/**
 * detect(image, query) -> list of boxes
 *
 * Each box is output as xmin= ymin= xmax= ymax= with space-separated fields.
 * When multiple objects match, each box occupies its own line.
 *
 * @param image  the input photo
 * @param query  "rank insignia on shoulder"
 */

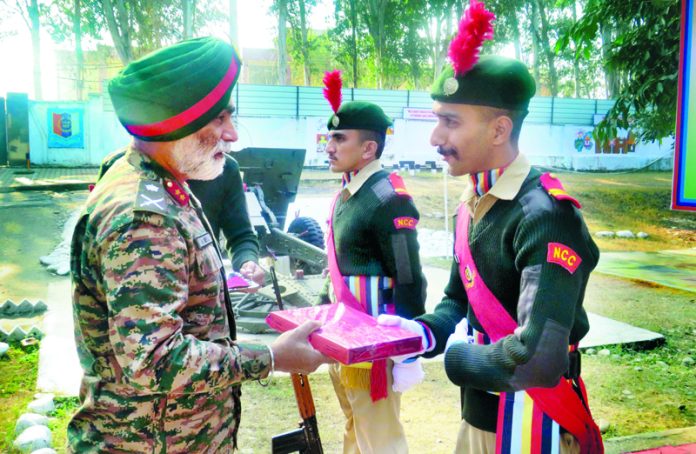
xmin=540 ymin=172 xmax=581 ymax=208
xmin=164 ymin=178 xmax=190 ymax=206
xmin=135 ymin=179 xmax=168 ymax=215
xmin=388 ymin=172 xmax=411 ymax=198
xmin=393 ymin=216 xmax=418 ymax=230
xmin=547 ymin=242 xmax=582 ymax=274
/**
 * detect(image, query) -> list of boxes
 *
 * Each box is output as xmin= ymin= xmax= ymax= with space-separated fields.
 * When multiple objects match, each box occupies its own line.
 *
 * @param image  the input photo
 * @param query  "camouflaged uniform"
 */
xmin=69 ymin=147 xmax=271 ymax=453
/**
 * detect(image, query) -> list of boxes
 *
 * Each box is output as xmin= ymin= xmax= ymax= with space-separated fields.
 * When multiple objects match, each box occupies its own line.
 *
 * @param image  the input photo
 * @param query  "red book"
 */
xmin=265 ymin=303 xmax=422 ymax=365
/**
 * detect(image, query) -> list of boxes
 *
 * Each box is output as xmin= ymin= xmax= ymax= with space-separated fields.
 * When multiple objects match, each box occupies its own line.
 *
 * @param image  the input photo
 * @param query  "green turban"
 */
xmin=108 ymin=36 xmax=242 ymax=142
xmin=431 ymin=55 xmax=536 ymax=112
xmin=327 ymin=101 xmax=392 ymax=134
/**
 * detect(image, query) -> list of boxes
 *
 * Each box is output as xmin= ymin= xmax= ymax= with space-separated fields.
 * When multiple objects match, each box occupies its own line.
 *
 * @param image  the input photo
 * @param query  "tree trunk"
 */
xmin=364 ymin=0 xmax=387 ymax=89
xmin=102 ymin=0 xmax=133 ymax=64
xmin=600 ymin=21 xmax=619 ymax=98
xmin=74 ymin=0 xmax=84 ymax=100
xmin=533 ymin=0 xmax=558 ymax=96
xmin=509 ymin=7 xmax=522 ymax=60
xmin=183 ymin=0 xmax=194 ymax=39
xmin=527 ymin=3 xmax=541 ymax=84
xmin=228 ymin=0 xmax=239 ymax=49
xmin=277 ymin=0 xmax=289 ymax=85
xmin=298 ymin=0 xmax=311 ymax=85
xmin=571 ymin=0 xmax=581 ymax=97
xmin=28 ymin=0 xmax=42 ymax=99
xmin=349 ymin=0 xmax=358 ymax=88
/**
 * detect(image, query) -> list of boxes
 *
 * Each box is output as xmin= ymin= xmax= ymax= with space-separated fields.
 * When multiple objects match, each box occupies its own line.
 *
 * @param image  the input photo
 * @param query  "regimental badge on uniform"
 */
xmin=547 ymin=242 xmax=582 ymax=274
xmin=134 ymin=179 xmax=169 ymax=215
xmin=387 ymin=172 xmax=412 ymax=199
xmin=540 ymin=172 xmax=581 ymax=208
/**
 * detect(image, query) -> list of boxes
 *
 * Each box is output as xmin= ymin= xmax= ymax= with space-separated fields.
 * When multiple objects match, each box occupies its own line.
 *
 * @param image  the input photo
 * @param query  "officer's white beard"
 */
xmin=171 ymin=131 xmax=229 ymax=181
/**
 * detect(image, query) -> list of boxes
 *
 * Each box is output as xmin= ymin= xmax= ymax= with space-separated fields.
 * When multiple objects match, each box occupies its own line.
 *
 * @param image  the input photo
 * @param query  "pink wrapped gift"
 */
xmin=265 ymin=303 xmax=422 ymax=364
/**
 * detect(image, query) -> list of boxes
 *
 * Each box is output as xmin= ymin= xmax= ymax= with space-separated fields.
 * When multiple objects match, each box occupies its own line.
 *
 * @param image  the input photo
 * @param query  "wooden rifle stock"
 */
xmin=271 ymin=373 xmax=324 ymax=453
xmin=269 ymin=264 xmax=323 ymax=453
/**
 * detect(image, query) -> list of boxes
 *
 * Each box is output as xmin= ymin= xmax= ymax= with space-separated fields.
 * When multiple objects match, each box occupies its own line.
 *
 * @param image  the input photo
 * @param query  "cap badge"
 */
xmin=444 ymin=77 xmax=459 ymax=96
xmin=331 ymin=114 xmax=340 ymax=127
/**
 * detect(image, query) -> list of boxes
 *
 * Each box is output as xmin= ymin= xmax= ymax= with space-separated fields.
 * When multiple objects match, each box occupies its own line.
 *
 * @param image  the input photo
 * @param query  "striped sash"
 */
xmin=467 ymin=321 xmax=562 ymax=454
xmin=343 ymin=275 xmax=395 ymax=317
xmin=497 ymin=392 xmax=560 ymax=454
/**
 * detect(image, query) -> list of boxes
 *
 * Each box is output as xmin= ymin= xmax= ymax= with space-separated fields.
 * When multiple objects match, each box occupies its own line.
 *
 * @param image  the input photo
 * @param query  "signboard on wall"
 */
xmin=47 ymin=108 xmax=84 ymax=148
xmin=403 ymin=108 xmax=437 ymax=121
xmin=672 ymin=0 xmax=696 ymax=211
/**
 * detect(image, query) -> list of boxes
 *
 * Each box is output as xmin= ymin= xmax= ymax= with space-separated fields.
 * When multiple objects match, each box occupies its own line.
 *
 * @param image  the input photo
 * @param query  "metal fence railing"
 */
xmin=233 ymin=84 xmax=616 ymax=126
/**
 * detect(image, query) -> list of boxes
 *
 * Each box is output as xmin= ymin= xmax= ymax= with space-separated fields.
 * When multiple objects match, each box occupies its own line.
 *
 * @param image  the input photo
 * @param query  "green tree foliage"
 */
xmin=557 ymin=0 xmax=680 ymax=143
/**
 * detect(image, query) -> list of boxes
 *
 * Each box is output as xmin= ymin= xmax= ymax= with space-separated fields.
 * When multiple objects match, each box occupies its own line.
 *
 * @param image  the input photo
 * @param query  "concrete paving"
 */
xmin=0 ymin=166 xmax=97 ymax=192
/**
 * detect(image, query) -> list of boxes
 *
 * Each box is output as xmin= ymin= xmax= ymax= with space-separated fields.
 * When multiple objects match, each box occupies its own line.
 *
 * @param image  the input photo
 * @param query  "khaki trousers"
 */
xmin=455 ymin=420 xmax=581 ymax=454
xmin=329 ymin=363 xmax=408 ymax=454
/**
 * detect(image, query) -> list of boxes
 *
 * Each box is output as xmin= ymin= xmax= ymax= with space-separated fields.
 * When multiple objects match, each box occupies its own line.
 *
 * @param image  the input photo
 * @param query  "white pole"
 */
xmin=443 ymin=164 xmax=450 ymax=257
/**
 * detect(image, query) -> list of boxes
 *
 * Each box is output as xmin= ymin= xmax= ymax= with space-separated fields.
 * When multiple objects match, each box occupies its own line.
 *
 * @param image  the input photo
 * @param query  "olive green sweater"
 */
xmin=321 ymin=170 xmax=427 ymax=320
xmin=418 ymin=167 xmax=599 ymax=432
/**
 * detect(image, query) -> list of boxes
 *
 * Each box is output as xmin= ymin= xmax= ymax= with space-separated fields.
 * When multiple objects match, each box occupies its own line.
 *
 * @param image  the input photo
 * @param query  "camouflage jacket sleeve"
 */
xmin=100 ymin=214 xmax=270 ymax=394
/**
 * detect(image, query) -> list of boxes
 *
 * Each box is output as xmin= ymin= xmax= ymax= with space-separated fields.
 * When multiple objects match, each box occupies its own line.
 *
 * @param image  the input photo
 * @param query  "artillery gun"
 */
xmin=229 ymin=147 xmax=328 ymax=333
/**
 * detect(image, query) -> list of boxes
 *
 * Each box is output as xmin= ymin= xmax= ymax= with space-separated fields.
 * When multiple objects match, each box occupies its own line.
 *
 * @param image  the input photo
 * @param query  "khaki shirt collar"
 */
xmin=344 ymin=159 xmax=382 ymax=197
xmin=461 ymin=153 xmax=531 ymax=221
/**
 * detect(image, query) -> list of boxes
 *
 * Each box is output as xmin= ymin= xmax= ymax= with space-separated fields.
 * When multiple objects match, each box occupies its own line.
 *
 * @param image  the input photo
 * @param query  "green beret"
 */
xmin=431 ymin=56 xmax=536 ymax=112
xmin=108 ymin=37 xmax=242 ymax=142
xmin=327 ymin=101 xmax=392 ymax=134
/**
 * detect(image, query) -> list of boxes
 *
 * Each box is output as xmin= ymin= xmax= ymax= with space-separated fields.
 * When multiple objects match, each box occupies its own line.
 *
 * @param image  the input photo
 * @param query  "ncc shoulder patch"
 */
xmin=393 ymin=216 xmax=418 ymax=230
xmin=547 ymin=242 xmax=582 ymax=274
xmin=134 ymin=179 xmax=169 ymax=216
xmin=388 ymin=172 xmax=412 ymax=198
xmin=540 ymin=172 xmax=581 ymax=208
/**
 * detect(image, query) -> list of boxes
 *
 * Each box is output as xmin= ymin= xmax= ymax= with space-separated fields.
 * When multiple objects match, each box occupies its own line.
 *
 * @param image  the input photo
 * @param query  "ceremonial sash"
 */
xmin=454 ymin=203 xmax=603 ymax=454
xmin=326 ymin=192 xmax=389 ymax=401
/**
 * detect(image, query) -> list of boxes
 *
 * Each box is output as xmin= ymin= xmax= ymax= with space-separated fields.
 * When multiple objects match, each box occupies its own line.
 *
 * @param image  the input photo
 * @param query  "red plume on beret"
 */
xmin=448 ymin=0 xmax=496 ymax=77
xmin=322 ymin=70 xmax=343 ymax=114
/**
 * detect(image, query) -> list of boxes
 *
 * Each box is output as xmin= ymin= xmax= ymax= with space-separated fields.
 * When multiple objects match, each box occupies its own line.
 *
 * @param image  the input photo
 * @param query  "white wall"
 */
xmin=29 ymin=96 xmax=130 ymax=166
xmin=28 ymin=99 xmax=674 ymax=171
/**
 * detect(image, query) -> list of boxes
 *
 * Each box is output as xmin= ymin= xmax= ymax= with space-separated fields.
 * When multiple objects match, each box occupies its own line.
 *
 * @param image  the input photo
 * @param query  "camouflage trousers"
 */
xmin=67 ymin=377 xmax=242 ymax=453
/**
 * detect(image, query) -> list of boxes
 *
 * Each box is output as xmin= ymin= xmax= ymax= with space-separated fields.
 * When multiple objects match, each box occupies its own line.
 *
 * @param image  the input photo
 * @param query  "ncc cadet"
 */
xmin=68 ymin=37 xmax=327 ymax=453
xmin=379 ymin=1 xmax=604 ymax=453
xmin=319 ymin=70 xmax=428 ymax=453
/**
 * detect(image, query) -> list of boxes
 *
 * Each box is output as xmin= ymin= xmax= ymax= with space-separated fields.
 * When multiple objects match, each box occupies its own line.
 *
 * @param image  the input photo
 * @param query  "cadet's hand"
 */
xmin=271 ymin=320 xmax=333 ymax=374
xmin=377 ymin=314 xmax=434 ymax=362
xmin=445 ymin=317 xmax=474 ymax=353
xmin=392 ymin=358 xmax=425 ymax=393
xmin=240 ymin=261 xmax=266 ymax=286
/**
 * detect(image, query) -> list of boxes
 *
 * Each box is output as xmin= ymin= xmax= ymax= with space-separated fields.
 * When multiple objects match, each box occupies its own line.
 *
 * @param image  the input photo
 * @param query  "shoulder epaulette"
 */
xmin=540 ymin=172 xmax=581 ymax=209
xmin=387 ymin=172 xmax=412 ymax=199
xmin=134 ymin=179 xmax=171 ymax=216
xmin=163 ymin=178 xmax=190 ymax=206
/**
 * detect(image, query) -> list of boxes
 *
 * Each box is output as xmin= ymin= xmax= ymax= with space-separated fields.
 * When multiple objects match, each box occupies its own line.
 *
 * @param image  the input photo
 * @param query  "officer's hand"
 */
xmin=377 ymin=314 xmax=434 ymax=361
xmin=445 ymin=317 xmax=474 ymax=353
xmin=240 ymin=261 xmax=266 ymax=286
xmin=271 ymin=320 xmax=333 ymax=374
xmin=392 ymin=358 xmax=425 ymax=393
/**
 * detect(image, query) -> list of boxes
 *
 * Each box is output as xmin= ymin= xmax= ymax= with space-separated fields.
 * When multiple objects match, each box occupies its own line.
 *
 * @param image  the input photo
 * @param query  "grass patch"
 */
xmin=0 ymin=344 xmax=39 ymax=453
xmin=49 ymin=397 xmax=80 ymax=451
xmin=237 ymin=361 xmax=460 ymax=453
xmin=582 ymin=273 xmax=696 ymax=437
